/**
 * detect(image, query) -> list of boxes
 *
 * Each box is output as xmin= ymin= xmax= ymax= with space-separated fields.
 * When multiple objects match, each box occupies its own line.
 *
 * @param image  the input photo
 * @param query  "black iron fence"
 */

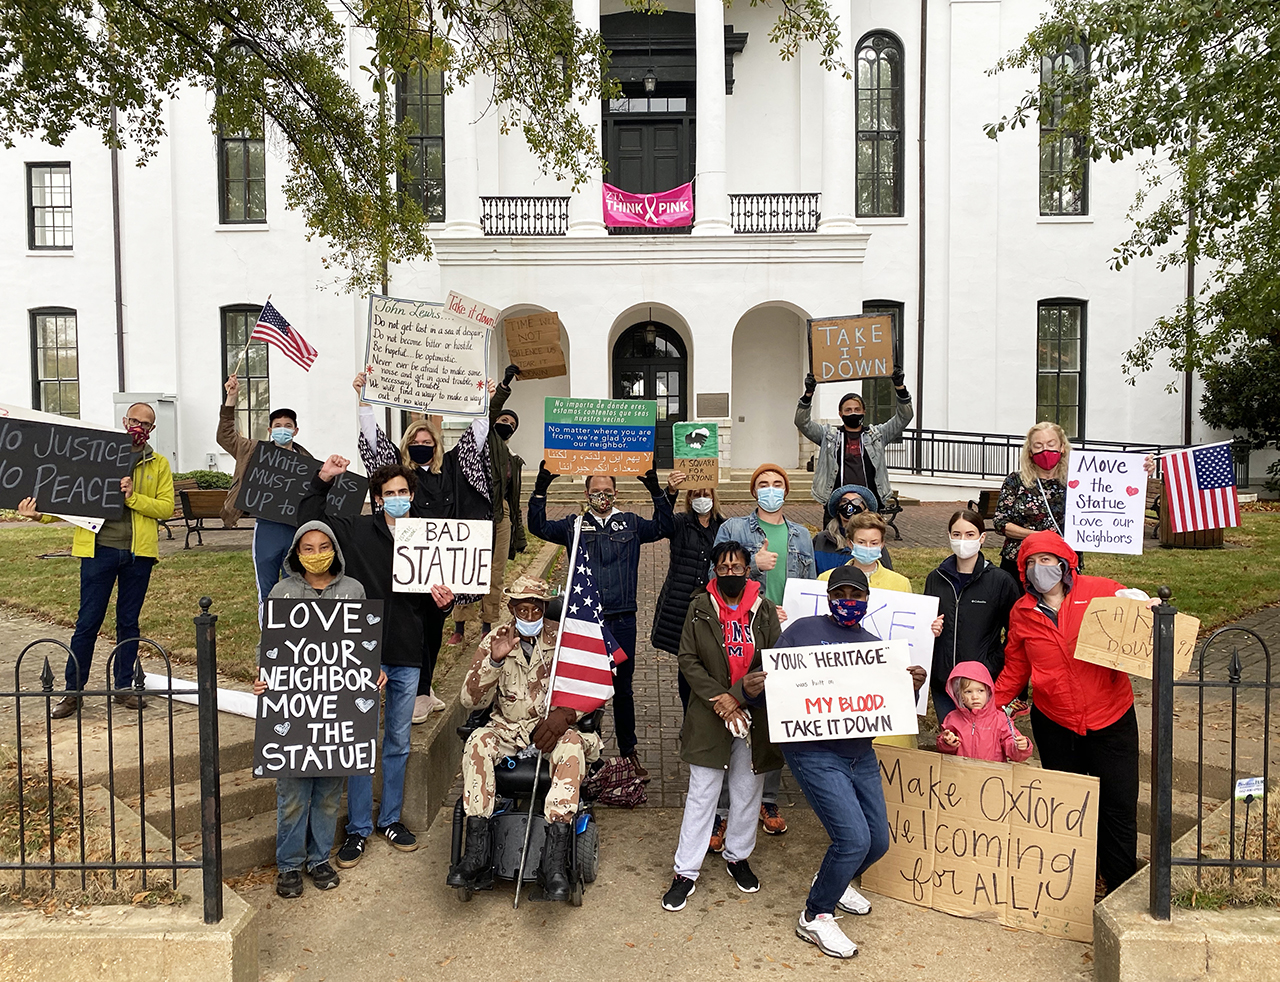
xmin=0 ymin=598 xmax=224 ymax=923
xmin=480 ymin=196 xmax=570 ymax=236
xmin=729 ymin=193 xmax=821 ymax=233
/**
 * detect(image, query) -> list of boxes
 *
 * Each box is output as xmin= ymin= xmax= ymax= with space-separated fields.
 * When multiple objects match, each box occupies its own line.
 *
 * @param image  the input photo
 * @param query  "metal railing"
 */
xmin=729 ymin=193 xmax=821 ymax=233
xmin=480 ymin=196 xmax=570 ymax=236
xmin=0 ymin=597 xmax=224 ymax=923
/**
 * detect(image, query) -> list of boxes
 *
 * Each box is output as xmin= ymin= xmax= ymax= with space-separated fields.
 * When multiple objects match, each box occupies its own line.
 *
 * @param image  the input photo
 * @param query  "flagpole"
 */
xmin=542 ymin=511 xmax=584 ymax=718
xmin=233 ymin=294 xmax=273 ymax=377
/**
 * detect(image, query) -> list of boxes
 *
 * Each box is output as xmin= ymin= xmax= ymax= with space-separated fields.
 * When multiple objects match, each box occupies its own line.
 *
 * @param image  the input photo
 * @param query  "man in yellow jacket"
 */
xmin=19 ymin=402 xmax=175 ymax=720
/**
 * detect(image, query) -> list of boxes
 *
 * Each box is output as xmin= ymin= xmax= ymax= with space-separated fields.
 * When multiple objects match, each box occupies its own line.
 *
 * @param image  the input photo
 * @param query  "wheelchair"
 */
xmin=446 ymin=705 xmax=603 ymax=906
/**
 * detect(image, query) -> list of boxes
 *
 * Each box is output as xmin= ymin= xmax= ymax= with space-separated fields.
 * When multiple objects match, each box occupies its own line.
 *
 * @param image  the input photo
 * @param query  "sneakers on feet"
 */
xmin=308 ymin=861 xmax=340 ymax=890
xmin=426 ymin=689 xmax=447 ymax=713
xmin=796 ymin=911 xmax=858 ymax=959
xmin=411 ymin=694 xmax=432 ymax=724
xmin=276 ymin=870 xmax=304 ymax=898
xmin=708 ymin=815 xmax=727 ymax=853
xmin=760 ymin=802 xmax=788 ymax=835
xmin=378 ymin=821 xmax=419 ymax=852
xmin=810 ymin=873 xmax=873 ymax=915
xmin=726 ymin=859 xmax=760 ymax=893
xmin=335 ymin=833 xmax=367 ymax=868
xmin=662 ymin=875 xmax=697 ymax=911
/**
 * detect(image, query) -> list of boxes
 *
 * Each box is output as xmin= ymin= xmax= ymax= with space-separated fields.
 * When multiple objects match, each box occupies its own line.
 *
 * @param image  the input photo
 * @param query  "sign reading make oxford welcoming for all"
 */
xmin=0 ymin=411 xmax=135 ymax=519
xmin=233 ymin=442 xmax=369 ymax=526
xmin=1063 ymin=450 xmax=1148 ymax=556
xmin=807 ymin=314 xmax=895 ymax=383
xmin=672 ymin=421 xmax=719 ymax=489
xmin=543 ymin=397 xmax=657 ymax=475
xmin=391 ymin=518 xmax=494 ymax=593
xmin=253 ymin=599 xmax=385 ymax=779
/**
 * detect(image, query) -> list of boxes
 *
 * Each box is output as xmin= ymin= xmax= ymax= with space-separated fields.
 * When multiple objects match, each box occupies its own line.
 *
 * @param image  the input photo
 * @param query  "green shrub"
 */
xmin=173 ymin=469 xmax=233 ymax=490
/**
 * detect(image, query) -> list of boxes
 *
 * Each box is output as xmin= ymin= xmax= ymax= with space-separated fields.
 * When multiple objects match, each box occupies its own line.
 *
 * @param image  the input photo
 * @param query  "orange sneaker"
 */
xmin=760 ymin=802 xmax=788 ymax=835
xmin=708 ymin=815 xmax=727 ymax=853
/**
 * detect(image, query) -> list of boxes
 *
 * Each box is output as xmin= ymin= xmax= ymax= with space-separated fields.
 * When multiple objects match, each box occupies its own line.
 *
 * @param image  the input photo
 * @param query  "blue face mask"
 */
xmin=382 ymin=495 xmax=411 ymax=518
xmin=515 ymin=617 xmax=544 ymax=638
xmin=756 ymin=487 xmax=785 ymax=514
xmin=269 ymin=427 xmax=295 ymax=446
xmin=851 ymin=544 xmax=882 ymax=565
xmin=829 ymin=598 xmax=868 ymax=628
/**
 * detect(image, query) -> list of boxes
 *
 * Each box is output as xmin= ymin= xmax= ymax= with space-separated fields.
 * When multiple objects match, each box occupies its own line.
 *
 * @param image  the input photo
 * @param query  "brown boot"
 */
xmin=114 ymin=693 xmax=148 ymax=710
xmin=49 ymin=695 xmax=79 ymax=720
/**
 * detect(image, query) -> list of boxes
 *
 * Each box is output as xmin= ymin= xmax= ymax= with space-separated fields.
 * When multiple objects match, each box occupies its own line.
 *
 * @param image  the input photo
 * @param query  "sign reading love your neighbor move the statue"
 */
xmin=253 ymin=599 xmax=384 ymax=778
xmin=808 ymin=314 xmax=895 ymax=383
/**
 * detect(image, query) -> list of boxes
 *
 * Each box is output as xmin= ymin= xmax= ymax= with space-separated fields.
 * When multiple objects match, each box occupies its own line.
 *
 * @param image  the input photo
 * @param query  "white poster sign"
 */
xmin=445 ymin=291 xmax=501 ymax=333
xmin=781 ymin=579 xmax=938 ymax=713
xmin=1063 ymin=450 xmax=1147 ymax=556
xmin=763 ymin=639 xmax=918 ymax=743
xmin=391 ymin=518 xmax=494 ymax=593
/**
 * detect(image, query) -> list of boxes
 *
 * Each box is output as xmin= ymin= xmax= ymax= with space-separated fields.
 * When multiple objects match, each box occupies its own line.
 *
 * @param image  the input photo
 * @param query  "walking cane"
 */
xmin=512 ymin=748 xmax=544 ymax=909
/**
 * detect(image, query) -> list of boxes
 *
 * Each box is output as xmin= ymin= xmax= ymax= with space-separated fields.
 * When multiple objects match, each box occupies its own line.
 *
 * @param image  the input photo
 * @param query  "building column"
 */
xmin=818 ymin=0 xmax=857 ymax=233
xmin=443 ymin=79 xmax=482 ymax=235
xmin=567 ymin=0 xmax=607 ymax=236
xmin=692 ymin=0 xmax=731 ymax=235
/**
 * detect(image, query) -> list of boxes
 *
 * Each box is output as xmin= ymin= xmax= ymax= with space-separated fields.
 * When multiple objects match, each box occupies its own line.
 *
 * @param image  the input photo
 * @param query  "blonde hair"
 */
xmin=847 ymin=510 xmax=887 ymax=542
xmin=1019 ymin=421 xmax=1070 ymax=487
xmin=400 ymin=417 xmax=443 ymax=475
xmin=684 ymin=488 xmax=723 ymax=519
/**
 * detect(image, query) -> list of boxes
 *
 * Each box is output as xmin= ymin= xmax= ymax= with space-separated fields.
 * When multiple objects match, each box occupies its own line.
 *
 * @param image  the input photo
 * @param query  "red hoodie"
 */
xmin=936 ymin=661 xmax=1033 ymax=763
xmin=991 ymin=530 xmax=1135 ymax=735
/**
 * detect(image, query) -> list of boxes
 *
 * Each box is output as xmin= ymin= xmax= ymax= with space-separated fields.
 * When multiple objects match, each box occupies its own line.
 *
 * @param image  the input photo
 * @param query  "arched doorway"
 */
xmin=613 ymin=322 xmax=687 ymax=467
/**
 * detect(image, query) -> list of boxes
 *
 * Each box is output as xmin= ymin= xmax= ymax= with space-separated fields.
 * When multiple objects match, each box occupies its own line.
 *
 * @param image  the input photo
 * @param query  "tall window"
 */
xmin=221 ymin=305 xmax=270 ymax=439
xmin=1037 ymin=300 xmax=1086 ymax=440
xmin=861 ymin=300 xmax=905 ymax=426
xmin=397 ymin=68 xmax=445 ymax=222
xmin=27 ymin=164 xmax=73 ymax=249
xmin=855 ymin=33 xmax=904 ymax=218
xmin=218 ymin=122 xmax=267 ymax=223
xmin=1039 ymin=44 xmax=1089 ymax=216
xmin=30 ymin=308 xmax=79 ymax=418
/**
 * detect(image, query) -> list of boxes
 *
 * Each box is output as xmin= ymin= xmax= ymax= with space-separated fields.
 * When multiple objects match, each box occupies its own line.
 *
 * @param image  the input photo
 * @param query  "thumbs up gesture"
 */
xmin=755 ymin=540 xmax=778 ymax=572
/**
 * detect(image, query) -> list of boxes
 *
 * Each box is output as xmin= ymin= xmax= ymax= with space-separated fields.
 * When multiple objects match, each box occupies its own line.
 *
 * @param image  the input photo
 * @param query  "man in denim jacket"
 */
xmin=527 ymin=463 xmax=674 ymax=779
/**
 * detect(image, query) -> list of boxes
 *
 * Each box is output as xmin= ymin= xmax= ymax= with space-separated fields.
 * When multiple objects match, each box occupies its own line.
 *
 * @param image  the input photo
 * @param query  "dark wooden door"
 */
xmin=612 ymin=323 xmax=687 ymax=468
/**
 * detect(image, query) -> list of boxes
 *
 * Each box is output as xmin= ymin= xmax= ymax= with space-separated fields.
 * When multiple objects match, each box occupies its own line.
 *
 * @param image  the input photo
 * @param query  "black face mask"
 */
xmin=841 ymin=412 xmax=864 ymax=430
xmin=407 ymin=444 xmax=435 ymax=465
xmin=494 ymin=422 xmax=515 ymax=442
xmin=717 ymin=574 xmax=747 ymax=599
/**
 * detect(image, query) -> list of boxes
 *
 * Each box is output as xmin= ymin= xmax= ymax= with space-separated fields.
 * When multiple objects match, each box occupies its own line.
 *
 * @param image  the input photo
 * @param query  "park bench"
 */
xmin=178 ymin=488 xmax=233 ymax=550
xmin=1146 ymin=478 xmax=1163 ymax=538
xmin=161 ymin=479 xmax=199 ymax=541
xmin=879 ymin=491 xmax=904 ymax=541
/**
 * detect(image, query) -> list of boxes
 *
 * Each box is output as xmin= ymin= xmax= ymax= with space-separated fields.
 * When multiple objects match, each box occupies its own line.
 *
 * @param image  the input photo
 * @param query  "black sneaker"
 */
xmin=378 ymin=821 xmax=419 ymax=852
xmin=727 ymin=859 xmax=760 ymax=893
xmin=275 ymin=870 xmax=304 ymax=898
xmin=662 ymin=875 xmax=697 ymax=911
xmin=335 ymin=833 xmax=367 ymax=868
xmin=308 ymin=861 xmax=340 ymax=890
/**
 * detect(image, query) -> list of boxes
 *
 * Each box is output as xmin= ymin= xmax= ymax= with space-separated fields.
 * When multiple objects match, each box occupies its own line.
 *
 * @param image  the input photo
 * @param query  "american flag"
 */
xmin=548 ymin=529 xmax=628 ymax=713
xmin=1162 ymin=441 xmax=1240 ymax=534
xmin=251 ymin=301 xmax=317 ymax=371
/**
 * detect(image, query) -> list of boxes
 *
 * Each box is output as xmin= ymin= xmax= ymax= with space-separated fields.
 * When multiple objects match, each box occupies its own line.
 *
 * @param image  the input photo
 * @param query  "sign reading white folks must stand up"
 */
xmin=253 ymin=599 xmax=384 ymax=778
xmin=392 ymin=518 xmax=493 ymax=593
xmin=1063 ymin=450 xmax=1148 ymax=556
xmin=763 ymin=638 xmax=918 ymax=743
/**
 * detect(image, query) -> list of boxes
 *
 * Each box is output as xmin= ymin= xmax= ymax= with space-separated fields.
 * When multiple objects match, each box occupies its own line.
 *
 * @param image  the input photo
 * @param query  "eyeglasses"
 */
xmin=714 ymin=564 xmax=748 ymax=576
xmin=124 ymin=418 xmax=155 ymax=432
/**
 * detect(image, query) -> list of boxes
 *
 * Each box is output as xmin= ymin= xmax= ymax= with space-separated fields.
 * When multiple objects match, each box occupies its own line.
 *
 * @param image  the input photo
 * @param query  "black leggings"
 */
xmin=1030 ymin=704 xmax=1139 ymax=891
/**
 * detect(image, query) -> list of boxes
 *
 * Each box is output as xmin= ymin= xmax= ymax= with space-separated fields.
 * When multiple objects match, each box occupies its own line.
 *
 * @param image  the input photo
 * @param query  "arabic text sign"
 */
xmin=1064 ymin=450 xmax=1147 ymax=556
xmin=673 ymin=421 xmax=719 ymax=489
xmin=0 ymin=414 xmax=134 ymax=519
xmin=392 ymin=518 xmax=494 ymax=593
xmin=254 ymin=599 xmax=384 ymax=778
xmin=504 ymin=312 xmax=566 ymax=380
xmin=861 ymin=747 xmax=1099 ymax=943
xmin=808 ymin=315 xmax=894 ymax=382
xmin=543 ymin=397 xmax=656 ymax=475
xmin=362 ymin=295 xmax=489 ymax=416
xmin=1074 ymin=596 xmax=1200 ymax=680
xmin=763 ymin=638 xmax=918 ymax=743
xmin=602 ymin=182 xmax=694 ymax=228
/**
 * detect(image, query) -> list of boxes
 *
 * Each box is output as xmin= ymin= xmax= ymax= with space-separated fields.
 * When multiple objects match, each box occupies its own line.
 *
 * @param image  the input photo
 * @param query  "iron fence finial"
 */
xmin=1229 ymin=648 xmax=1243 ymax=685
xmin=1158 ymin=585 xmax=1172 ymax=601
xmin=39 ymin=657 xmax=54 ymax=693
xmin=198 ymin=596 xmax=213 ymax=614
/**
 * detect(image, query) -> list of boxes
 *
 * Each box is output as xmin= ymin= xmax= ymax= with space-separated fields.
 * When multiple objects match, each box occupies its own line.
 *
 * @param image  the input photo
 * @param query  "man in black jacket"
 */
xmin=299 ymin=456 xmax=454 ymax=868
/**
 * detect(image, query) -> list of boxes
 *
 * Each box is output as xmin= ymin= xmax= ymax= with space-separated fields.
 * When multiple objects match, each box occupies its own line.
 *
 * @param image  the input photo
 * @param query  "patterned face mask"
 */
xmin=828 ymin=598 xmax=868 ymax=628
xmin=589 ymin=490 xmax=615 ymax=512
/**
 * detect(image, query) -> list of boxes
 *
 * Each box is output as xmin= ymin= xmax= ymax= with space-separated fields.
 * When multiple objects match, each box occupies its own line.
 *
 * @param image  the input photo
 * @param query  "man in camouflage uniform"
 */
xmin=447 ymin=575 xmax=601 ymax=899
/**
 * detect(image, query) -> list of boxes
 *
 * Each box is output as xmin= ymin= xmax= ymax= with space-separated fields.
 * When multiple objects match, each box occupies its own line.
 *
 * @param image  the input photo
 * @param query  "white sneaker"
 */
xmin=411 ymin=695 xmax=432 ymax=724
xmin=796 ymin=911 xmax=858 ymax=959
xmin=427 ymin=689 xmax=447 ymax=714
xmin=809 ymin=873 xmax=873 ymax=915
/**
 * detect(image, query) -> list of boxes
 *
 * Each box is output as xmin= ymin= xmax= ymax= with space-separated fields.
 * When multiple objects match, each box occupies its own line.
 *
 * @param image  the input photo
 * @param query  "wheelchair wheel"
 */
xmin=568 ymin=876 xmax=584 ymax=907
xmin=455 ymin=885 xmax=474 ymax=903
xmin=576 ymin=819 xmax=600 ymax=884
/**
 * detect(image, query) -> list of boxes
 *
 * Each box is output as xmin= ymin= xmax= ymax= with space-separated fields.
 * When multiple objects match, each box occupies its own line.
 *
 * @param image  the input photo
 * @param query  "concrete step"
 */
xmin=179 ymin=809 xmax=278 ymax=876
xmin=133 ymin=766 xmax=277 ymax=839
xmin=1136 ymin=780 xmax=1217 ymax=843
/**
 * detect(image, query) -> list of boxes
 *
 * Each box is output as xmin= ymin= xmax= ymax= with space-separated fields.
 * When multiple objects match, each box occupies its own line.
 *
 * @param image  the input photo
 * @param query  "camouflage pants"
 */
xmin=462 ymin=716 xmax=600 ymax=823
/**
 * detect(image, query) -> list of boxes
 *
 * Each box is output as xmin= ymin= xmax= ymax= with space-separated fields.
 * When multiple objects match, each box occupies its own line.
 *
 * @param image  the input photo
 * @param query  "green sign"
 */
xmin=673 ymin=421 xmax=718 ymax=458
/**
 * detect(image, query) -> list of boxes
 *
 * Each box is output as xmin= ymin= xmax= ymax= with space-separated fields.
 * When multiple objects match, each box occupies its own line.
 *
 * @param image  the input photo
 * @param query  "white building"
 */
xmin=0 ymin=0 xmax=1228 ymax=495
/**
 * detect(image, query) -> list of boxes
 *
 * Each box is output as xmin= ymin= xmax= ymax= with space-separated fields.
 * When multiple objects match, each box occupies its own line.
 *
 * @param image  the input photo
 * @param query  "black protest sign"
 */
xmin=0 ymin=416 xmax=134 ymax=518
xmin=253 ymin=599 xmax=384 ymax=778
xmin=234 ymin=442 xmax=369 ymax=526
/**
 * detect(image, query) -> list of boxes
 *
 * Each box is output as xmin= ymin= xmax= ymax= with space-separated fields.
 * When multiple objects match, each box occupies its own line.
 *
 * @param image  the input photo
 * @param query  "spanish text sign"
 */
xmin=361 ymin=294 xmax=489 ymax=416
xmin=543 ymin=397 xmax=656 ymax=475
xmin=1063 ymin=450 xmax=1147 ymax=555
xmin=763 ymin=638 xmax=918 ymax=742
xmin=233 ymin=442 xmax=369 ymax=526
xmin=672 ymin=421 xmax=719 ymax=489
xmin=1074 ymin=596 xmax=1200 ymax=680
xmin=860 ymin=747 xmax=1099 ymax=943
xmin=0 ymin=411 xmax=134 ymax=519
xmin=808 ymin=314 xmax=894 ymax=383
xmin=253 ymin=599 xmax=384 ymax=778
xmin=392 ymin=518 xmax=494 ymax=593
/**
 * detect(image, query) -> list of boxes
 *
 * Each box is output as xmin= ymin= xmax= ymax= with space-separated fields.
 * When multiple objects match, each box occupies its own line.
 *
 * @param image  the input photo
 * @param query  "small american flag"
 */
xmin=251 ymin=301 xmax=317 ymax=371
xmin=1162 ymin=441 xmax=1240 ymax=534
xmin=548 ymin=526 xmax=628 ymax=713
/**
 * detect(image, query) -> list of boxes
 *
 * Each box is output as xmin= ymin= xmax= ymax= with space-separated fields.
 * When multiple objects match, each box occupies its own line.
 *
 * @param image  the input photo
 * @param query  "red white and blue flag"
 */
xmin=548 ymin=527 xmax=628 ymax=713
xmin=1162 ymin=441 xmax=1240 ymax=534
xmin=251 ymin=300 xmax=317 ymax=371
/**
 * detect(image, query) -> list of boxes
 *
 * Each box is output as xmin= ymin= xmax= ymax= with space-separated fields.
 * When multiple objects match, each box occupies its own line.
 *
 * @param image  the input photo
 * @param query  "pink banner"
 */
xmin=602 ymin=182 xmax=694 ymax=227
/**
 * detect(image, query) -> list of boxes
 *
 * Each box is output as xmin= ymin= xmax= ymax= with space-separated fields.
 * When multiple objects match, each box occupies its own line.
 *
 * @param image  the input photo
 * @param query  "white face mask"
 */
xmin=691 ymin=496 xmax=713 ymax=515
xmin=950 ymin=537 xmax=983 ymax=560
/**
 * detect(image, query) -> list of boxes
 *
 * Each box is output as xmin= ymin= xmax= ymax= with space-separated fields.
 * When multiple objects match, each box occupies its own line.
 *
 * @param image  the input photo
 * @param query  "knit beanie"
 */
xmin=749 ymin=463 xmax=790 ymax=495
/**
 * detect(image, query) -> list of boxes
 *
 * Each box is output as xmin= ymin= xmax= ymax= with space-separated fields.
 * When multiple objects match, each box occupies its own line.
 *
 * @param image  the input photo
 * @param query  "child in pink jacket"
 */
xmin=936 ymin=661 xmax=1033 ymax=763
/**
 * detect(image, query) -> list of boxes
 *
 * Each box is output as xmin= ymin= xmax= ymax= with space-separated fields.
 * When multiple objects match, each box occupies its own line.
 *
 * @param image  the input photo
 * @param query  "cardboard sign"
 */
xmin=808 ymin=314 xmax=894 ymax=383
xmin=362 ymin=294 xmax=489 ymax=416
xmin=543 ymin=397 xmax=656 ymax=475
xmin=0 ymin=412 xmax=134 ymax=519
xmin=1064 ymin=450 xmax=1148 ymax=555
xmin=763 ymin=638 xmax=919 ymax=742
xmin=861 ymin=747 xmax=1099 ymax=943
xmin=781 ymin=580 xmax=938 ymax=713
xmin=445 ymin=291 xmax=501 ymax=333
xmin=392 ymin=518 xmax=494 ymax=593
xmin=672 ymin=421 xmax=719 ymax=489
xmin=253 ymin=599 xmax=384 ymax=778
xmin=504 ymin=312 xmax=566 ymax=380
xmin=1074 ymin=596 xmax=1200 ymax=680
xmin=233 ymin=443 xmax=369 ymax=526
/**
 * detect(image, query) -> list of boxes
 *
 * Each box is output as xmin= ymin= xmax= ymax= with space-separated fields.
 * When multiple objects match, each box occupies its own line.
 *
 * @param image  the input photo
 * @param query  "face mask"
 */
xmin=840 ymin=412 xmax=864 ymax=430
xmin=515 ymin=617 xmax=544 ymax=638
xmin=270 ymin=427 xmax=295 ymax=446
xmin=589 ymin=490 xmax=615 ymax=512
xmin=716 ymin=574 xmax=747 ymax=598
xmin=408 ymin=443 xmax=435 ymax=465
xmin=837 ymin=499 xmax=865 ymax=520
xmin=298 ymin=551 xmax=335 ymax=575
xmin=493 ymin=422 xmax=515 ymax=442
xmin=1030 ymin=449 xmax=1062 ymax=471
xmin=756 ymin=487 xmax=785 ymax=513
xmin=829 ymin=597 xmax=868 ymax=628
xmin=950 ymin=538 xmax=982 ymax=560
xmin=851 ymin=544 xmax=882 ymax=565
xmin=1028 ymin=562 xmax=1064 ymax=593
xmin=691 ymin=496 xmax=713 ymax=515
xmin=382 ymin=495 xmax=412 ymax=518
xmin=127 ymin=426 xmax=149 ymax=448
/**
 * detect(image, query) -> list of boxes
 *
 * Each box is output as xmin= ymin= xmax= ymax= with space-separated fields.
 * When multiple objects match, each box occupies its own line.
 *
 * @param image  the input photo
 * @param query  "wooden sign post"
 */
xmin=808 ymin=314 xmax=894 ymax=383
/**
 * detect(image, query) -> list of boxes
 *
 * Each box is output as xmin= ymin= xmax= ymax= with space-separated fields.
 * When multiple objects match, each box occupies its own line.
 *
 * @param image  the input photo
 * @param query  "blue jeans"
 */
xmin=605 ymin=614 xmax=637 ymax=756
xmin=346 ymin=664 xmax=419 ymax=836
xmin=252 ymin=518 xmax=295 ymax=605
xmin=276 ymin=775 xmax=344 ymax=873
xmin=782 ymin=745 xmax=890 ymax=917
xmin=67 ymin=546 xmax=156 ymax=691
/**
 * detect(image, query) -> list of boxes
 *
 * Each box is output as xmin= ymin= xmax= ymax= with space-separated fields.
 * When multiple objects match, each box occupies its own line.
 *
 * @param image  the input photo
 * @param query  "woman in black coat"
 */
xmin=649 ymin=474 xmax=726 ymax=710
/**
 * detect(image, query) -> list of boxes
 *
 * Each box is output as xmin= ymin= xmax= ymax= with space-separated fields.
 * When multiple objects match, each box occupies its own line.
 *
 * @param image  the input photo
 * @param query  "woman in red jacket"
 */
xmin=992 ymin=530 xmax=1155 ymax=898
